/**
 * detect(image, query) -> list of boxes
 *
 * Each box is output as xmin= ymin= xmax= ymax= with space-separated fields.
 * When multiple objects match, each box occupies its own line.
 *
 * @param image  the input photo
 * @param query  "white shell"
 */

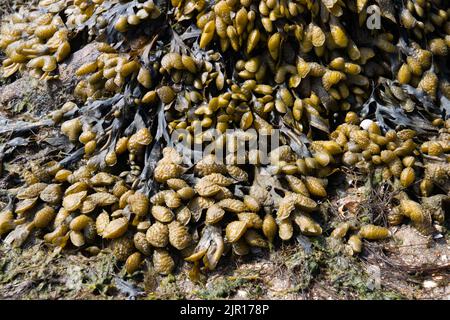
xmin=360 ymin=119 xmax=374 ymax=130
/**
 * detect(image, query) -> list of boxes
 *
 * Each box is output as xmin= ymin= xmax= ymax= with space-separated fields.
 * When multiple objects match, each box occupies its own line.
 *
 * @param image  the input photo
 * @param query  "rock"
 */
xmin=58 ymin=42 xmax=101 ymax=86
xmin=392 ymin=225 xmax=449 ymax=268
xmin=0 ymin=77 xmax=66 ymax=116
xmin=423 ymin=280 xmax=438 ymax=289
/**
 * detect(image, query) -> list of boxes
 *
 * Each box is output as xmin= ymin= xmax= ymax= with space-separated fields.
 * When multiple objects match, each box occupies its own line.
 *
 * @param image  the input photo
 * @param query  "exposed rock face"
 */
xmin=0 ymin=77 xmax=65 ymax=116
xmin=58 ymin=42 xmax=102 ymax=88
xmin=392 ymin=226 xmax=434 ymax=265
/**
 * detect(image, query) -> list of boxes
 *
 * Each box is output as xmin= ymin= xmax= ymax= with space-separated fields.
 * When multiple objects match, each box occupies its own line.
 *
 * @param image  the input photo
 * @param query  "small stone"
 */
xmin=423 ymin=280 xmax=438 ymax=289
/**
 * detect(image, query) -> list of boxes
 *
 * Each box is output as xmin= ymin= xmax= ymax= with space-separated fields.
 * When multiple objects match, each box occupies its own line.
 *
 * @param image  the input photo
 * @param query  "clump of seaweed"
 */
xmin=0 ymin=0 xmax=448 ymax=282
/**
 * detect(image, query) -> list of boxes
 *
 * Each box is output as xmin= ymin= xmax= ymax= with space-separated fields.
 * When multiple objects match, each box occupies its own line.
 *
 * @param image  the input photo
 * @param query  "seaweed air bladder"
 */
xmin=0 ymin=0 xmax=448 ymax=282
